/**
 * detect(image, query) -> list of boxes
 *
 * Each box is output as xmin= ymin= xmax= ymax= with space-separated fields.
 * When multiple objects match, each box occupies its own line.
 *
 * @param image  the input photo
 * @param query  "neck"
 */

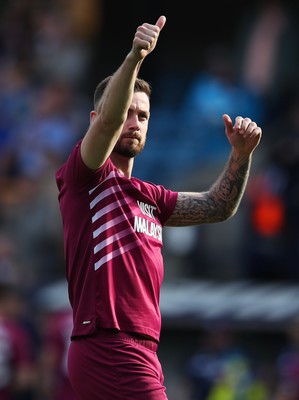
xmin=110 ymin=153 xmax=134 ymax=178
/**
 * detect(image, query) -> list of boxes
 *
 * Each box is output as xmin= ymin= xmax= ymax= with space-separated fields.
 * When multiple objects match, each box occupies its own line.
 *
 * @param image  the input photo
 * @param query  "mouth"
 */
xmin=122 ymin=135 xmax=140 ymax=142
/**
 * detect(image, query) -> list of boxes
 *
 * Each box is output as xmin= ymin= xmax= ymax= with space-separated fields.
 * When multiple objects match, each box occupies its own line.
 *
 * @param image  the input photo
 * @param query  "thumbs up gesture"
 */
xmin=132 ymin=16 xmax=166 ymax=60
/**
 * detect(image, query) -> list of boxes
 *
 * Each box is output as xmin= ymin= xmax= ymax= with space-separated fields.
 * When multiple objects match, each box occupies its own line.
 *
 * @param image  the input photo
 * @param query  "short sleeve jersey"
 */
xmin=56 ymin=140 xmax=178 ymax=342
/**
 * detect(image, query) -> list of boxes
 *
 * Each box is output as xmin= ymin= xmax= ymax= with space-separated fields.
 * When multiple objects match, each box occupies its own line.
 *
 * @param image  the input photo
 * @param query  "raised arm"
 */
xmin=166 ymin=114 xmax=262 ymax=227
xmin=80 ymin=16 xmax=166 ymax=170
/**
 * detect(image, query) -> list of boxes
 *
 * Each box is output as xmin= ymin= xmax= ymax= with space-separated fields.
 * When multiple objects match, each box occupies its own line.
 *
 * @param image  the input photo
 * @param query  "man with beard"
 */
xmin=55 ymin=15 xmax=262 ymax=400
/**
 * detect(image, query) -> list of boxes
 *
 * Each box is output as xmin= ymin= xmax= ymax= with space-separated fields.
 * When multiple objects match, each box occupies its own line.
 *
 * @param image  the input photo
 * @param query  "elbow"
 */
xmin=223 ymin=205 xmax=239 ymax=221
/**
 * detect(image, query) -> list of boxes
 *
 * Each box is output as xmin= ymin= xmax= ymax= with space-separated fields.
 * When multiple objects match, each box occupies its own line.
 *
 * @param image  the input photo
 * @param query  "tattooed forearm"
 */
xmin=213 ymin=151 xmax=250 ymax=203
xmin=166 ymin=152 xmax=252 ymax=227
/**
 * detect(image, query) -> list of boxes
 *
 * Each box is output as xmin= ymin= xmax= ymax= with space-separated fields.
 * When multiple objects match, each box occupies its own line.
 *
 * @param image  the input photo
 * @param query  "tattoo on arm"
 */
xmin=166 ymin=152 xmax=251 ymax=226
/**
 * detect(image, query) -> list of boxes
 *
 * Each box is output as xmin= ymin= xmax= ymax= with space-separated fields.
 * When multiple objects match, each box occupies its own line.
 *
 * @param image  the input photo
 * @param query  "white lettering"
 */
xmin=137 ymin=201 xmax=156 ymax=219
xmin=134 ymin=216 xmax=162 ymax=242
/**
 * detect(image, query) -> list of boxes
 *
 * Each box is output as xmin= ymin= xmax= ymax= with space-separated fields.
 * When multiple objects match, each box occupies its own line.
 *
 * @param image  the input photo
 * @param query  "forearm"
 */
xmin=100 ymin=52 xmax=142 ymax=125
xmin=80 ymin=53 xmax=142 ymax=169
xmin=209 ymin=149 xmax=251 ymax=219
xmin=166 ymin=150 xmax=252 ymax=227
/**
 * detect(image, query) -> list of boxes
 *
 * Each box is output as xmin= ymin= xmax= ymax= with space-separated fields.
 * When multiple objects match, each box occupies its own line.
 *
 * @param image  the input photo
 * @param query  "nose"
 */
xmin=127 ymin=114 xmax=140 ymax=131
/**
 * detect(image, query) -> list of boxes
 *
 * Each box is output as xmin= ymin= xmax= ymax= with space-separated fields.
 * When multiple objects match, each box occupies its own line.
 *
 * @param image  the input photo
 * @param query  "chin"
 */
xmin=114 ymin=143 xmax=144 ymax=158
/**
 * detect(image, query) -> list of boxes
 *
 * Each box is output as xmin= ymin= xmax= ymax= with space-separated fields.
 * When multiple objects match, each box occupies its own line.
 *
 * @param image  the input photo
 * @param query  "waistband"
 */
xmin=93 ymin=329 xmax=158 ymax=352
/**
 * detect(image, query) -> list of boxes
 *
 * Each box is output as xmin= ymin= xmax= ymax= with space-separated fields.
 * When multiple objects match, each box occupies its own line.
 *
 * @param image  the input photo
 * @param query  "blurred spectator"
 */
xmin=0 ymin=61 xmax=34 ymax=205
xmin=235 ymin=0 xmax=299 ymax=107
xmin=185 ymin=325 xmax=270 ymax=400
xmin=177 ymin=43 xmax=264 ymax=169
xmin=242 ymin=89 xmax=299 ymax=281
xmin=0 ymin=0 xmax=35 ymax=64
xmin=267 ymin=93 xmax=299 ymax=281
xmin=242 ymin=163 xmax=287 ymax=281
xmin=65 ymin=0 xmax=103 ymax=42
xmin=37 ymin=307 xmax=77 ymax=400
xmin=31 ymin=9 xmax=89 ymax=87
xmin=274 ymin=315 xmax=299 ymax=399
xmin=30 ymin=0 xmax=102 ymax=90
xmin=0 ymin=282 xmax=36 ymax=400
xmin=0 ymin=79 xmax=86 ymax=287
xmin=10 ymin=81 xmax=82 ymax=180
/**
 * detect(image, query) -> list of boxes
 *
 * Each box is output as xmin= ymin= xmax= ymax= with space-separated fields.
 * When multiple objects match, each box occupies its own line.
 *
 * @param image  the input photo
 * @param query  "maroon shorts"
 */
xmin=68 ymin=330 xmax=168 ymax=400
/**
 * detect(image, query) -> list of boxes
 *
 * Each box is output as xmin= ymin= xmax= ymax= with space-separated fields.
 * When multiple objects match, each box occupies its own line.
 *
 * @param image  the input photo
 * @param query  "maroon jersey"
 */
xmin=56 ymin=140 xmax=178 ymax=342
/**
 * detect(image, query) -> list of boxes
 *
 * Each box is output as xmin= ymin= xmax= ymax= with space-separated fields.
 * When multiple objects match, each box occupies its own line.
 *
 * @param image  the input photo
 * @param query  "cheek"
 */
xmin=140 ymin=128 xmax=148 ymax=144
xmin=141 ymin=121 xmax=149 ymax=134
xmin=140 ymin=136 xmax=147 ymax=146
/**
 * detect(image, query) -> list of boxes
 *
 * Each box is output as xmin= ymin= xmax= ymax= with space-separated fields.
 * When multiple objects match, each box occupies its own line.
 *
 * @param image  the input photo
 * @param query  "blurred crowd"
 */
xmin=1 ymin=0 xmax=299 ymax=398
xmin=183 ymin=317 xmax=299 ymax=400
xmin=0 ymin=0 xmax=103 ymax=292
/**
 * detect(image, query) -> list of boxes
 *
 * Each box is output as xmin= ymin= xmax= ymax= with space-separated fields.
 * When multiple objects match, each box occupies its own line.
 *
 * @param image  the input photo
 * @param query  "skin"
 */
xmin=80 ymin=15 xmax=262 ymax=228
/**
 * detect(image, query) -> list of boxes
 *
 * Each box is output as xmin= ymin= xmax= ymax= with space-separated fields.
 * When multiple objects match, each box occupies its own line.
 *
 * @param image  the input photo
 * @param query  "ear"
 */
xmin=90 ymin=110 xmax=97 ymax=123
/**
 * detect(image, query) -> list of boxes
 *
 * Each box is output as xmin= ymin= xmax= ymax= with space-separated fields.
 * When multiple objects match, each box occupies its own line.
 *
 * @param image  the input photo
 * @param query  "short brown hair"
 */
xmin=93 ymin=76 xmax=152 ymax=110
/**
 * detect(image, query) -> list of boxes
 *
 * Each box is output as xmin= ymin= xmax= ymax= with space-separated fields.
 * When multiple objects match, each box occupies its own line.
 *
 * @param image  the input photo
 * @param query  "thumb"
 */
xmin=155 ymin=15 xmax=166 ymax=30
xmin=222 ymin=113 xmax=232 ymax=131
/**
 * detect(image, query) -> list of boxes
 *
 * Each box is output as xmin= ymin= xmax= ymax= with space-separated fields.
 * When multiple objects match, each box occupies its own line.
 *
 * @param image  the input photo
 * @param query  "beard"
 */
xmin=113 ymin=137 xmax=145 ymax=158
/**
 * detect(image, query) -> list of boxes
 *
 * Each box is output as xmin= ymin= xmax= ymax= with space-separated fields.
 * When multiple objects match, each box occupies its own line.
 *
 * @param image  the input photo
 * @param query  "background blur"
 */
xmin=1 ymin=0 xmax=299 ymax=398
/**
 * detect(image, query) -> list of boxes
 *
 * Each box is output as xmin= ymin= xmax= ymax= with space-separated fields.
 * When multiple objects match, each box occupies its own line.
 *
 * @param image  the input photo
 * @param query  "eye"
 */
xmin=139 ymin=113 xmax=149 ymax=121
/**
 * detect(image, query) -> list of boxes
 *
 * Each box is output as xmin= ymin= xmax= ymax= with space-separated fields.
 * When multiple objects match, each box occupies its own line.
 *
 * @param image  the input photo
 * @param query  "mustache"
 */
xmin=121 ymin=131 xmax=141 ymax=140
